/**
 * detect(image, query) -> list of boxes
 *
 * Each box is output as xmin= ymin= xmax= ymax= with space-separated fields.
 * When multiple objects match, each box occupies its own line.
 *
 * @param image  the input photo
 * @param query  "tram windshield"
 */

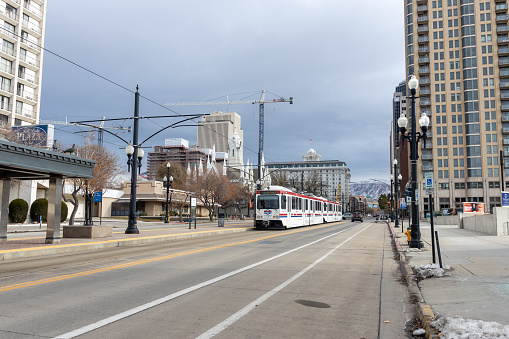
xmin=257 ymin=195 xmax=279 ymax=209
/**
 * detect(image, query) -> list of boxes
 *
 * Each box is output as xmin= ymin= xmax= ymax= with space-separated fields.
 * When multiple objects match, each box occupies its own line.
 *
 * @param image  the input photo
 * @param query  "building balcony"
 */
xmin=421 ymin=142 xmax=433 ymax=149
xmin=417 ymin=16 xmax=429 ymax=22
xmin=20 ymin=38 xmax=41 ymax=54
xmin=418 ymin=35 xmax=429 ymax=43
xmin=0 ymin=63 xmax=14 ymax=77
xmin=419 ymin=56 xmax=430 ymax=63
xmin=498 ymin=35 xmax=509 ymax=44
xmin=502 ymin=101 xmax=509 ymax=111
xmin=503 ymin=123 xmax=509 ymax=133
xmin=0 ymin=103 xmax=12 ymax=113
xmin=416 ymin=0 xmax=427 ymax=3
xmin=504 ymin=135 xmax=509 ymax=144
xmin=422 ymin=165 xmax=434 ymax=171
xmin=499 ymin=25 xmax=509 ymax=33
xmin=18 ymin=73 xmax=39 ymax=86
xmin=22 ymin=20 xmax=42 ymax=37
xmin=420 ymin=88 xmax=431 ymax=95
xmin=499 ymin=46 xmax=509 ymax=55
xmin=16 ymin=89 xmax=38 ymax=102
xmin=501 ymin=68 xmax=509 ymax=78
xmin=417 ymin=5 xmax=428 ymax=12
xmin=420 ymin=77 xmax=431 ymax=84
xmin=497 ymin=14 xmax=509 ymax=22
xmin=418 ymin=25 xmax=429 ymax=33
xmin=420 ymin=99 xmax=431 ymax=106
xmin=4 ymin=0 xmax=20 ymax=7
xmin=496 ymin=3 xmax=509 ymax=12
xmin=0 ymin=27 xmax=17 ymax=43
xmin=501 ymin=81 xmax=509 ymax=88
xmin=422 ymin=153 xmax=433 ymax=160
xmin=23 ymin=3 xmax=43 ymax=20
xmin=19 ymin=53 xmax=40 ymax=70
xmin=0 ymin=83 xmax=13 ymax=95
xmin=0 ymin=6 xmax=20 ymax=24
xmin=500 ymin=57 xmax=509 ymax=65
xmin=419 ymin=67 xmax=430 ymax=75
xmin=15 ymin=106 xmax=36 ymax=119
xmin=421 ymin=108 xmax=432 ymax=115
xmin=503 ymin=112 xmax=509 ymax=122
xmin=418 ymin=46 xmax=430 ymax=54
xmin=31 ymin=0 xmax=45 ymax=6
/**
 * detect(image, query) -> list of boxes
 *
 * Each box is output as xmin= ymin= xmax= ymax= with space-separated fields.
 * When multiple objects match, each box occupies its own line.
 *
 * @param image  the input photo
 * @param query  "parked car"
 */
xmin=351 ymin=212 xmax=363 ymax=222
xmin=342 ymin=212 xmax=352 ymax=220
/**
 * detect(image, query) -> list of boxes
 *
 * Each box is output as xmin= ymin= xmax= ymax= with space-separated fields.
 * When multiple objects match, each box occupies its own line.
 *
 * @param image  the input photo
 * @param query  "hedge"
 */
xmin=8 ymin=199 xmax=29 ymax=223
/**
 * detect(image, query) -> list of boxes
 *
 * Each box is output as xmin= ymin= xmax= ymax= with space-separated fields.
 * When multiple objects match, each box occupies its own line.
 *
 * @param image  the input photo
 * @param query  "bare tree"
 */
xmin=188 ymin=171 xmax=230 ymax=221
xmin=63 ymin=143 xmax=120 ymax=225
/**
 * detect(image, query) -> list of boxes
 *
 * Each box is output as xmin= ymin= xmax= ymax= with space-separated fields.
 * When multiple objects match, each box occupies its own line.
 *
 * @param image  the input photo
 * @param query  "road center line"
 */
xmin=53 ymin=223 xmax=360 ymax=339
xmin=197 ymin=223 xmax=372 ymax=338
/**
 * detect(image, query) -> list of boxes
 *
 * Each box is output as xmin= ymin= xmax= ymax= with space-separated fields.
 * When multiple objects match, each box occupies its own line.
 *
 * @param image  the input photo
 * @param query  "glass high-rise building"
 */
xmin=404 ymin=0 xmax=508 ymax=214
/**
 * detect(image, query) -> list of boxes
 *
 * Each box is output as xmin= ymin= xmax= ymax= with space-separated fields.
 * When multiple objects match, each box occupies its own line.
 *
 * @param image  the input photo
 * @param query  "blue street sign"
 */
xmin=502 ymin=192 xmax=509 ymax=207
xmin=93 ymin=191 xmax=102 ymax=202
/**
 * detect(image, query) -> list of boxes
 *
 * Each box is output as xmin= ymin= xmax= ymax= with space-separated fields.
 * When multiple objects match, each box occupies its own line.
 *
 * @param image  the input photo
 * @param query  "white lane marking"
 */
xmin=53 ymin=225 xmax=361 ymax=339
xmin=197 ymin=224 xmax=372 ymax=338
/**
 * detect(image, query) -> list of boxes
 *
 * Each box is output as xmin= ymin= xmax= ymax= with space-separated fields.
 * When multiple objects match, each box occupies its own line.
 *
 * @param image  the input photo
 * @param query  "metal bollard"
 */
xmin=435 ymin=231 xmax=443 ymax=269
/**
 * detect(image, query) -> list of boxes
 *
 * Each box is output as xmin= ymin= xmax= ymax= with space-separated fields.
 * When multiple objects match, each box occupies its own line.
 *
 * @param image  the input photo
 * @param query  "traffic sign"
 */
xmin=424 ymin=172 xmax=434 ymax=189
xmin=93 ymin=191 xmax=102 ymax=202
xmin=426 ymin=189 xmax=434 ymax=195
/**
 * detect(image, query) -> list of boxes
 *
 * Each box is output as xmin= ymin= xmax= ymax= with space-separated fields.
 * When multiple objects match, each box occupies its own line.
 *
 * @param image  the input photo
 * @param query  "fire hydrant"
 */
xmin=405 ymin=227 xmax=411 ymax=244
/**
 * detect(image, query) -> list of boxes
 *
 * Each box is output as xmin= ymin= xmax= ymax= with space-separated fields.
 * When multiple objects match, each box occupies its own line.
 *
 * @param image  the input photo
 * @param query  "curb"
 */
xmin=418 ymin=304 xmax=440 ymax=339
xmin=0 ymin=227 xmax=253 ymax=261
xmin=387 ymin=223 xmax=439 ymax=338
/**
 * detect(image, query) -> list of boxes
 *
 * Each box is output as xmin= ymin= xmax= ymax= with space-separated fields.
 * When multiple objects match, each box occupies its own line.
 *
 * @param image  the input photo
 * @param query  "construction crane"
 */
xmin=165 ymin=90 xmax=293 ymax=189
xmin=39 ymin=116 xmax=131 ymax=147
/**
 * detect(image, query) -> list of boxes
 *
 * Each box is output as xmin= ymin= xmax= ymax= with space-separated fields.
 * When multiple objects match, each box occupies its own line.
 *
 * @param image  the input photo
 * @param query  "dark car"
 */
xmin=351 ymin=212 xmax=363 ymax=222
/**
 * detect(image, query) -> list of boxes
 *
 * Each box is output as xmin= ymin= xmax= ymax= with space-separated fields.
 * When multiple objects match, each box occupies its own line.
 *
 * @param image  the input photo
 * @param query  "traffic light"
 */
xmin=358 ymin=196 xmax=362 ymax=201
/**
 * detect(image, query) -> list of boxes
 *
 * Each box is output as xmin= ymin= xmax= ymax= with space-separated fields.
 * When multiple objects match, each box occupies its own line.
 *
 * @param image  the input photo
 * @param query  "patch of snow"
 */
xmin=406 ymin=248 xmax=422 ymax=252
xmin=412 ymin=328 xmax=426 ymax=336
xmin=431 ymin=315 xmax=509 ymax=339
xmin=413 ymin=263 xmax=451 ymax=279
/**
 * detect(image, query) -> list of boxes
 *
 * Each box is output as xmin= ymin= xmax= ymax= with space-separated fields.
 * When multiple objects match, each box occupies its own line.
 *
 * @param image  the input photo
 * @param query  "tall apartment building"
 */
xmin=0 ymin=0 xmax=46 ymax=126
xmin=403 ymin=0 xmax=509 ymax=214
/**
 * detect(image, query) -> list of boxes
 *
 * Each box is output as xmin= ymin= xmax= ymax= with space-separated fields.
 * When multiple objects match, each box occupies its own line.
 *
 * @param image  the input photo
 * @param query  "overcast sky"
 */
xmin=40 ymin=0 xmax=405 ymax=183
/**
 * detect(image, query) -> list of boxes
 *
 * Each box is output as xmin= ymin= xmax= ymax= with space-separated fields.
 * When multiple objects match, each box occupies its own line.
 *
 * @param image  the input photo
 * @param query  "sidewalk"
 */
xmin=0 ymin=219 xmax=254 ymax=261
xmin=389 ymin=220 xmax=509 ymax=337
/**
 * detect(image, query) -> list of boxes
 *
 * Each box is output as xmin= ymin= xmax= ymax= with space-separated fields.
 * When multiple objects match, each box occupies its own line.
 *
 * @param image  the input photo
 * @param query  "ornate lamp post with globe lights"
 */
xmin=398 ymin=75 xmax=430 ymax=248
xmin=163 ymin=162 xmax=173 ymax=223
xmin=394 ymin=159 xmax=401 ymax=228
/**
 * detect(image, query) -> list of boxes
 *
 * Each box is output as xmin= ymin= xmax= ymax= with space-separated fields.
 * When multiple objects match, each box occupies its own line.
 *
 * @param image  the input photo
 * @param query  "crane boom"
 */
xmin=164 ymin=90 xmax=293 ymax=190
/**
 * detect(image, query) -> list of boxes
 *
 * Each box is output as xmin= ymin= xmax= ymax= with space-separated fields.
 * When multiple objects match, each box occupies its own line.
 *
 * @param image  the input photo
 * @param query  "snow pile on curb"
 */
xmin=431 ymin=315 xmax=509 ymax=338
xmin=413 ymin=263 xmax=450 ymax=279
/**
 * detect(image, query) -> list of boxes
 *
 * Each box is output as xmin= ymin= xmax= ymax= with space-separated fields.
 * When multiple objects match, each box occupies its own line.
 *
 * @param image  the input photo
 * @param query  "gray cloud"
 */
xmin=40 ymin=0 xmax=405 ymax=182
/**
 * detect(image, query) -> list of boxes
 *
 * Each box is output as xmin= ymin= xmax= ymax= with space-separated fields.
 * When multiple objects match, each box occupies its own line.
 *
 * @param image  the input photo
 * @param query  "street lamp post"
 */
xmin=390 ymin=174 xmax=394 ymax=222
xmin=125 ymin=87 xmax=144 ymax=234
xmin=394 ymin=159 xmax=400 ymax=228
xmin=398 ymin=75 xmax=430 ymax=248
xmin=164 ymin=162 xmax=171 ymax=223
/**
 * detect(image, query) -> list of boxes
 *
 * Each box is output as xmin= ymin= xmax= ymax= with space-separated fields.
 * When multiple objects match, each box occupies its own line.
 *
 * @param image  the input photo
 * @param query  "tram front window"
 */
xmin=257 ymin=195 xmax=279 ymax=209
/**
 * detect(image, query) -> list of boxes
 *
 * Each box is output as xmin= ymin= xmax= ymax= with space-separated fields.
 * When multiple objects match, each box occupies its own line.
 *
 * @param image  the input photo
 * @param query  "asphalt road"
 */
xmin=0 ymin=219 xmax=415 ymax=338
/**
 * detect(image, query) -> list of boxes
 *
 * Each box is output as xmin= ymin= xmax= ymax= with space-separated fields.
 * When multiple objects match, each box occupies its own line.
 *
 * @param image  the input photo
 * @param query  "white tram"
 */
xmin=255 ymin=186 xmax=342 ymax=229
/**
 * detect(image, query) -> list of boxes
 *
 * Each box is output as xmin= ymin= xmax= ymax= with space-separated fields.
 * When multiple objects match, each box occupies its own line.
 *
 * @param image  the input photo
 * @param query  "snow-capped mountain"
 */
xmin=350 ymin=179 xmax=390 ymax=199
